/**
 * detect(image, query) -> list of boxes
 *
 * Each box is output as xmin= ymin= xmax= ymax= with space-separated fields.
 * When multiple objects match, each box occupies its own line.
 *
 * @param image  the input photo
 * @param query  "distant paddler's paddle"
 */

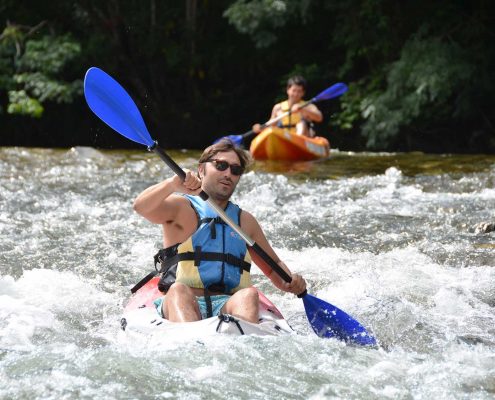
xmin=215 ymin=82 xmax=348 ymax=146
xmin=83 ymin=67 xmax=376 ymax=346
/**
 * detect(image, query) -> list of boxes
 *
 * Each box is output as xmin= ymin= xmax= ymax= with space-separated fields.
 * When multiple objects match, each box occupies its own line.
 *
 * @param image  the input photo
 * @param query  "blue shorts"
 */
xmin=154 ymin=294 xmax=230 ymax=319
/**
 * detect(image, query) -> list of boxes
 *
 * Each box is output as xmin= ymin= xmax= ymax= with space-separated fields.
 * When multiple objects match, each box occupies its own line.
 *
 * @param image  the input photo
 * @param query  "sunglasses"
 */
xmin=207 ymin=159 xmax=245 ymax=176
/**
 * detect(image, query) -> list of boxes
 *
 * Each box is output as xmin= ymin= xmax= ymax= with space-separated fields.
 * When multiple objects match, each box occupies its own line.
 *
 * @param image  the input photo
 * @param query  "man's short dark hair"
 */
xmin=287 ymin=75 xmax=307 ymax=91
xmin=199 ymin=139 xmax=252 ymax=170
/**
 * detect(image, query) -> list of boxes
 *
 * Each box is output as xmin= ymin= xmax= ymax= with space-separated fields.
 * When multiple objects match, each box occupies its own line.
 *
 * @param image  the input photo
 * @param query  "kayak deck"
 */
xmin=120 ymin=277 xmax=294 ymax=341
xmin=250 ymin=127 xmax=330 ymax=161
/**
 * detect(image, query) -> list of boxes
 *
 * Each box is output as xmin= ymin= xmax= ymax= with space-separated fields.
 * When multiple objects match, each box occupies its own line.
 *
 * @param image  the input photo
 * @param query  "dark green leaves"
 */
xmin=1 ymin=29 xmax=82 ymax=118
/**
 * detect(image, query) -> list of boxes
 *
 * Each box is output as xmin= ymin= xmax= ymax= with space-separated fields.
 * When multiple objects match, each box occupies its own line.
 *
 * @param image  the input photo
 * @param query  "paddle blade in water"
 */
xmin=84 ymin=67 xmax=154 ymax=147
xmin=213 ymin=134 xmax=243 ymax=146
xmin=312 ymin=83 xmax=348 ymax=102
xmin=302 ymin=293 xmax=376 ymax=346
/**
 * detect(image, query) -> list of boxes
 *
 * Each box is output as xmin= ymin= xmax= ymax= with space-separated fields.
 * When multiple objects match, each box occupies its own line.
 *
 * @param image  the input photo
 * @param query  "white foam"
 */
xmin=0 ymin=269 xmax=117 ymax=350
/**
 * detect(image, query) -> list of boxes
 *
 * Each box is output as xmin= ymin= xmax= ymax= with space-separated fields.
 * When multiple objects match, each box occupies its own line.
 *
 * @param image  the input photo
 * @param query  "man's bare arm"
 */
xmin=242 ymin=211 xmax=306 ymax=295
xmin=133 ymin=171 xmax=202 ymax=224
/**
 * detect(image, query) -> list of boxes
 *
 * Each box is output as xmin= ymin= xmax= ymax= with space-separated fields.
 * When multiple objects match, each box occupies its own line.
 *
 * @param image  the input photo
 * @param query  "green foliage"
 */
xmin=224 ymin=0 xmax=310 ymax=48
xmin=13 ymin=72 xmax=82 ymax=103
xmin=0 ymin=25 xmax=19 ymax=91
xmin=328 ymin=0 xmax=397 ymax=78
xmin=0 ymin=28 xmax=82 ymax=118
xmin=332 ymin=82 xmax=364 ymax=131
xmin=7 ymin=90 xmax=43 ymax=117
xmin=283 ymin=63 xmax=320 ymax=86
xmin=361 ymin=38 xmax=476 ymax=149
xmin=0 ymin=0 xmax=493 ymax=152
xmin=18 ymin=36 xmax=81 ymax=75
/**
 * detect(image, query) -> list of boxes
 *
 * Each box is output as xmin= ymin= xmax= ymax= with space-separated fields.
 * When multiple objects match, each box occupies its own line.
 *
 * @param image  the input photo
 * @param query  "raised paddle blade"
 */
xmin=311 ymin=82 xmax=348 ymax=103
xmin=84 ymin=67 xmax=154 ymax=148
xmin=302 ymin=293 xmax=376 ymax=346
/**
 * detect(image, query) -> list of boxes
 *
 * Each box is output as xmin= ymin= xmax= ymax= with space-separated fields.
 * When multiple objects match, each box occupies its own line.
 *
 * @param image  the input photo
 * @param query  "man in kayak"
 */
xmin=133 ymin=139 xmax=306 ymax=323
xmin=253 ymin=75 xmax=323 ymax=137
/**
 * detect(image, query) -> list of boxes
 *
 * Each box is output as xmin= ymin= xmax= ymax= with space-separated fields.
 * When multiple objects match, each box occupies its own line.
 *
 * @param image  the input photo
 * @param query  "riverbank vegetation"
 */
xmin=1 ymin=1 xmax=494 ymax=152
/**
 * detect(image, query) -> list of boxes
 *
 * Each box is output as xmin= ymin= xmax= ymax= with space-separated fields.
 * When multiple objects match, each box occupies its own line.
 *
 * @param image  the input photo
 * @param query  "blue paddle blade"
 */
xmin=84 ymin=67 xmax=154 ymax=147
xmin=312 ymin=82 xmax=348 ymax=102
xmin=302 ymin=293 xmax=376 ymax=346
xmin=213 ymin=134 xmax=243 ymax=146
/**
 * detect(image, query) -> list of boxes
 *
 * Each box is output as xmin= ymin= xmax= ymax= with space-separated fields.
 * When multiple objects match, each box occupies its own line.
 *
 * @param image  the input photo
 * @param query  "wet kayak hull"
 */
xmin=250 ymin=127 xmax=330 ymax=161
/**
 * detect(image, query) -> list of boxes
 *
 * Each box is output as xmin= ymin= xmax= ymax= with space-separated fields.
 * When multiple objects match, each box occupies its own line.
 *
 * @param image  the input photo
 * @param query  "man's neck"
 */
xmin=211 ymin=197 xmax=229 ymax=210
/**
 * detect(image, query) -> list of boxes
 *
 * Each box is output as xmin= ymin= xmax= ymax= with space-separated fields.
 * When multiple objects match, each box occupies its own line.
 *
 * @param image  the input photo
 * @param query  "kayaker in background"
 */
xmin=252 ymin=75 xmax=323 ymax=137
xmin=133 ymin=139 xmax=306 ymax=323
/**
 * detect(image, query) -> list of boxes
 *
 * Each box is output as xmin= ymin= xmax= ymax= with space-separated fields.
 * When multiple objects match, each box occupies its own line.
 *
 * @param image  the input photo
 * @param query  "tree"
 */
xmin=0 ymin=22 xmax=82 ymax=118
xmin=0 ymin=0 xmax=494 ymax=152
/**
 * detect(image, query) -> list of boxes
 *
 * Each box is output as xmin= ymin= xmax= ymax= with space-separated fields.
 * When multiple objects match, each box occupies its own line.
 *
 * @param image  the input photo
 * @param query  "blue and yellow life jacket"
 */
xmin=131 ymin=195 xmax=252 ymax=296
xmin=150 ymin=195 xmax=251 ymax=295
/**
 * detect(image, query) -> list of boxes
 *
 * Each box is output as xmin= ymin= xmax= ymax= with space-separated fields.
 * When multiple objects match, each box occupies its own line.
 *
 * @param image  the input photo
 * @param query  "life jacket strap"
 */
xmin=159 ymin=250 xmax=251 ymax=272
xmin=199 ymin=217 xmax=225 ymax=239
xmin=194 ymin=245 xmax=202 ymax=266
xmin=204 ymin=287 xmax=213 ymax=318
xmin=277 ymin=122 xmax=297 ymax=128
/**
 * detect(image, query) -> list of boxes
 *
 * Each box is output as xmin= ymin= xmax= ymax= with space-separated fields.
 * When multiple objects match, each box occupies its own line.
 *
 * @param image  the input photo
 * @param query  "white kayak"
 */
xmin=119 ymin=277 xmax=294 ymax=343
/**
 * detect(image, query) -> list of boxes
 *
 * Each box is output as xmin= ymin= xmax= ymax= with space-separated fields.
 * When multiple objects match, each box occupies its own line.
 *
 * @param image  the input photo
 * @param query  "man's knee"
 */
xmin=223 ymin=287 xmax=259 ymax=323
xmin=163 ymin=283 xmax=201 ymax=321
xmin=167 ymin=282 xmax=193 ymax=298
xmin=238 ymin=287 xmax=259 ymax=303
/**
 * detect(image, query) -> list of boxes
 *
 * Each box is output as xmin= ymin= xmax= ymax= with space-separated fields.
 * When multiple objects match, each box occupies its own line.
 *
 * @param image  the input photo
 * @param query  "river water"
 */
xmin=1 ymin=147 xmax=494 ymax=399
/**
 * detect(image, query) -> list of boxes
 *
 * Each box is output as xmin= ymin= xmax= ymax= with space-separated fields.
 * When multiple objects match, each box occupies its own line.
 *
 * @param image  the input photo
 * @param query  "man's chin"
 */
xmin=209 ymin=189 xmax=233 ymax=202
xmin=219 ymin=191 xmax=233 ymax=201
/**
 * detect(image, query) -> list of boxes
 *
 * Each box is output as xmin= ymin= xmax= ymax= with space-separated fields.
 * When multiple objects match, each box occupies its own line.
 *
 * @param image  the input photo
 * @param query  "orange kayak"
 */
xmin=249 ymin=127 xmax=330 ymax=161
